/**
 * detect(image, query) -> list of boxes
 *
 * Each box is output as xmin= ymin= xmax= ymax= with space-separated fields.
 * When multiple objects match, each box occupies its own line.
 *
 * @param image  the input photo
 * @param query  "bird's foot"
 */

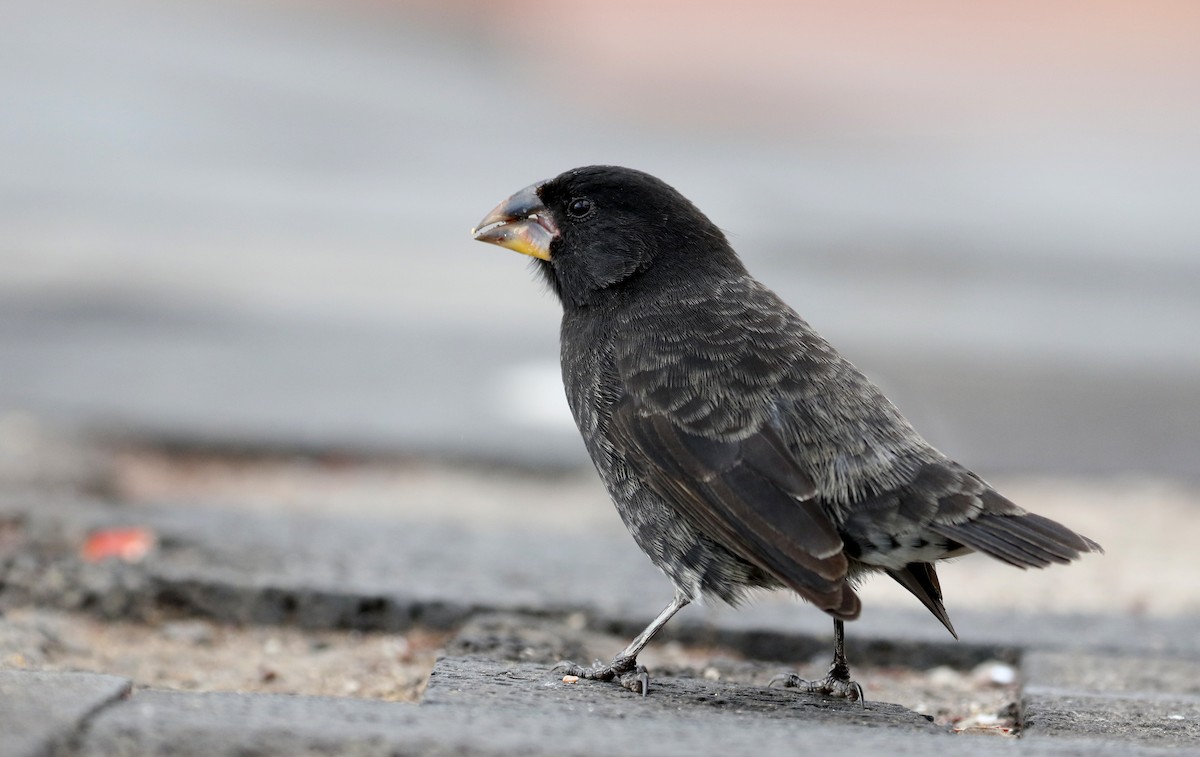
xmin=769 ymin=669 xmax=865 ymax=706
xmin=553 ymin=654 xmax=651 ymax=696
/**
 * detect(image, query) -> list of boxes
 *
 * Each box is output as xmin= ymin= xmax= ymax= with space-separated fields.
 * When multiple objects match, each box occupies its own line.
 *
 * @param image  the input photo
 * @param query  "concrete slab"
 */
xmin=2 ymin=296 xmax=1198 ymax=479
xmin=1021 ymin=650 xmax=1200 ymax=748
xmin=418 ymin=656 xmax=1184 ymax=756
xmin=423 ymin=655 xmax=942 ymax=730
xmin=2 ymin=493 xmax=1197 ymax=754
xmin=0 ymin=669 xmax=130 ymax=757
xmin=0 ymin=658 xmax=1170 ymax=757
xmin=76 ymin=684 xmax=954 ymax=757
xmin=0 ymin=300 xmax=581 ymax=471
xmin=69 ymin=658 xmax=1180 ymax=757
xmin=1023 ymin=651 xmax=1200 ymax=698
xmin=78 ymin=688 xmax=433 ymax=757
xmin=1022 ymin=692 xmax=1200 ymax=747
xmin=0 ymin=644 xmax=1189 ymax=756
xmin=4 ymin=495 xmax=1197 ymax=665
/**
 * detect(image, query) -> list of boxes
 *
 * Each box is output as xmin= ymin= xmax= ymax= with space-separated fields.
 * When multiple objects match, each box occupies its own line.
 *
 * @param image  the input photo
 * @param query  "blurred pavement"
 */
xmin=1 ymin=0 xmax=1198 ymax=477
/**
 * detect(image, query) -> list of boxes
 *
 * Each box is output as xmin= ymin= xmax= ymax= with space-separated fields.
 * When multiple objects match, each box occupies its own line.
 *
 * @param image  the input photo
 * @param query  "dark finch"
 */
xmin=473 ymin=166 xmax=1101 ymax=698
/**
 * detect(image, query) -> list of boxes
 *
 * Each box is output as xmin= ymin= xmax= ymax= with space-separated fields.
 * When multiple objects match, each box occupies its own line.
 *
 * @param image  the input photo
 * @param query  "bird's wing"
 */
xmin=604 ymin=278 xmax=869 ymax=617
xmin=608 ymin=394 xmax=860 ymax=619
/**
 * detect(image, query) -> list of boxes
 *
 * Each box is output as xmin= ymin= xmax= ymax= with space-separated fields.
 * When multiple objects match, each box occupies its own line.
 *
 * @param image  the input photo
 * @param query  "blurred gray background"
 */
xmin=2 ymin=0 xmax=1198 ymax=479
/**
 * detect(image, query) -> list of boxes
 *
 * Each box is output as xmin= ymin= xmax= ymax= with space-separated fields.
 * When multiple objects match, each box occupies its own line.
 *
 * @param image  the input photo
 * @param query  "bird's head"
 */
xmin=472 ymin=166 xmax=742 ymax=308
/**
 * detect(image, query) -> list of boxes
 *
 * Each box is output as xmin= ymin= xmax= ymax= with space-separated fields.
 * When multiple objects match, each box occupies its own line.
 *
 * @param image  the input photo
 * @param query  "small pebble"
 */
xmin=927 ymin=665 xmax=960 ymax=687
xmin=562 ymin=675 xmax=579 ymax=684
xmin=703 ymin=667 xmax=721 ymax=681
xmin=971 ymin=661 xmax=1017 ymax=686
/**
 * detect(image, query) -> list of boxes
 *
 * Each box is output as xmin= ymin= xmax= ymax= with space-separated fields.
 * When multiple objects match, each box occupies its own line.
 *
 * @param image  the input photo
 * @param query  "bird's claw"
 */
xmin=553 ymin=655 xmax=651 ymax=696
xmin=768 ymin=672 xmax=866 ymax=707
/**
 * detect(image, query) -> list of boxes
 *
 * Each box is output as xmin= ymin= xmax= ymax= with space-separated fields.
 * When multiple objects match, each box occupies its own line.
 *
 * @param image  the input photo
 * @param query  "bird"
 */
xmin=471 ymin=165 xmax=1101 ymax=700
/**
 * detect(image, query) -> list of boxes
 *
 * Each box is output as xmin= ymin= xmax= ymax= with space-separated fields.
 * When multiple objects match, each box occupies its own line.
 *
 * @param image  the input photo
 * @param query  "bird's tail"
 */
xmin=933 ymin=510 xmax=1102 ymax=569
xmin=886 ymin=562 xmax=958 ymax=639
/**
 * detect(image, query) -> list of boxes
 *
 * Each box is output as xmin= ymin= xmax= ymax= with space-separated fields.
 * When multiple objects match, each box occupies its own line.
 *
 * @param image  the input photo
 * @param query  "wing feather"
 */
xmin=610 ymin=397 xmax=859 ymax=618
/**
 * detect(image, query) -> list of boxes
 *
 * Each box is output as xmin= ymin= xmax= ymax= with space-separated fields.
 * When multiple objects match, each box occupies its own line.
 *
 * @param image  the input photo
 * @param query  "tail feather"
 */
xmin=887 ymin=562 xmax=957 ymax=639
xmin=934 ymin=512 xmax=1102 ymax=569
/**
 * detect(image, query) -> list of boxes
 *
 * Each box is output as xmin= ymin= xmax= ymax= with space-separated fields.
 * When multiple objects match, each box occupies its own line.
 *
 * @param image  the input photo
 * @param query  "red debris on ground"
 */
xmin=81 ymin=527 xmax=156 ymax=563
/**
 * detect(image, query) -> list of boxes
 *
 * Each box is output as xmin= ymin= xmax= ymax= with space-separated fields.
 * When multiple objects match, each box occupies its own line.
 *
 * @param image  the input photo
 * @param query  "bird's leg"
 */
xmin=554 ymin=592 xmax=689 ymax=696
xmin=769 ymin=619 xmax=865 ymax=705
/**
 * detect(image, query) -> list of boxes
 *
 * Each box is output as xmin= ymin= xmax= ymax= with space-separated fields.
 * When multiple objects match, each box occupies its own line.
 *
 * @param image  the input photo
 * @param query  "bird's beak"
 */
xmin=471 ymin=182 xmax=558 ymax=261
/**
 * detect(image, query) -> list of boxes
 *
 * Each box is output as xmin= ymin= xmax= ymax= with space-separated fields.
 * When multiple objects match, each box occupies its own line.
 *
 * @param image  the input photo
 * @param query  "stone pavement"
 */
xmin=2 ymin=493 xmax=1198 ymax=755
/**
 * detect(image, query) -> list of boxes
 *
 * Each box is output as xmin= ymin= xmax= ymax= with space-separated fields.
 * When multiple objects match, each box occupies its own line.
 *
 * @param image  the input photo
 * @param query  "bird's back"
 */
xmin=559 ymin=271 xmax=1097 ymax=623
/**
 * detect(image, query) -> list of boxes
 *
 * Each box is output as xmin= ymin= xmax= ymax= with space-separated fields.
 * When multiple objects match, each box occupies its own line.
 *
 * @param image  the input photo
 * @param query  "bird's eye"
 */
xmin=566 ymin=198 xmax=593 ymax=219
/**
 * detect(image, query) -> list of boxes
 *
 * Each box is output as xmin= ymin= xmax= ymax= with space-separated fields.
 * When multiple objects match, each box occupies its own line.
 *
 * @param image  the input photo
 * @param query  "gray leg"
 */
xmin=769 ymin=618 xmax=865 ymax=705
xmin=554 ymin=592 xmax=690 ymax=696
